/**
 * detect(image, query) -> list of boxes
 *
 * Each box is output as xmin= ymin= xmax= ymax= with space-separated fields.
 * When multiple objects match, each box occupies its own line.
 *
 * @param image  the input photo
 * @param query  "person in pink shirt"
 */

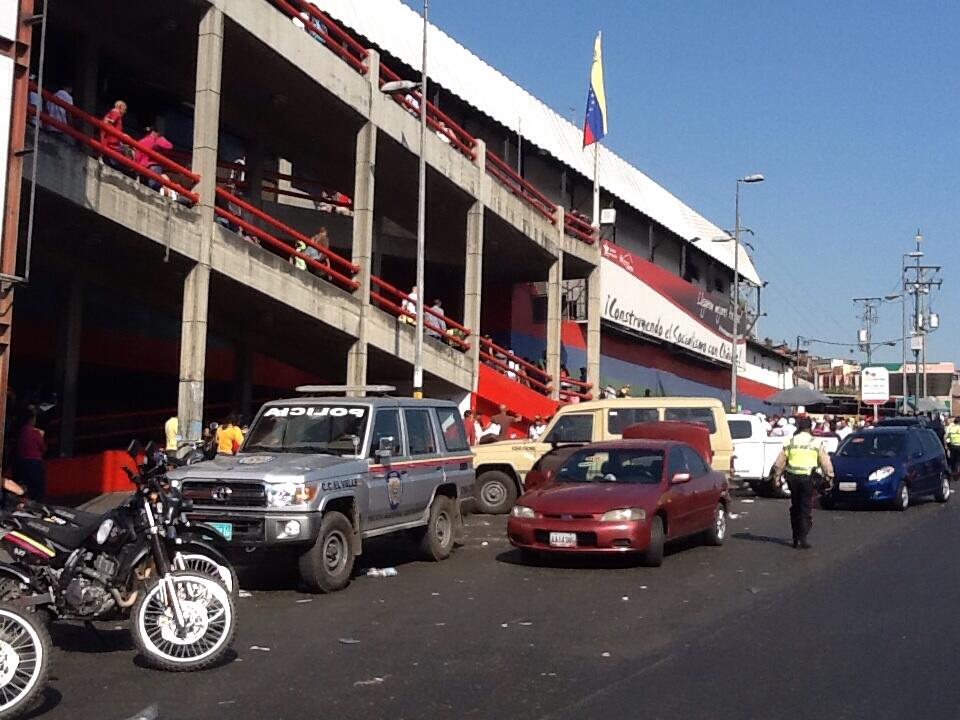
xmin=15 ymin=406 xmax=46 ymax=500
xmin=135 ymin=127 xmax=174 ymax=190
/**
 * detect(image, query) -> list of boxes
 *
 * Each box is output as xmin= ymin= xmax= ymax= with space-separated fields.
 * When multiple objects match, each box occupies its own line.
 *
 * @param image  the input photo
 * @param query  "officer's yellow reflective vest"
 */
xmin=785 ymin=432 xmax=820 ymax=475
xmin=946 ymin=423 xmax=960 ymax=447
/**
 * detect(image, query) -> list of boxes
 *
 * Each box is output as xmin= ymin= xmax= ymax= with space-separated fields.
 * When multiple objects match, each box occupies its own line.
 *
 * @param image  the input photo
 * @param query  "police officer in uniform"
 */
xmin=772 ymin=416 xmax=834 ymax=549
xmin=944 ymin=416 xmax=960 ymax=477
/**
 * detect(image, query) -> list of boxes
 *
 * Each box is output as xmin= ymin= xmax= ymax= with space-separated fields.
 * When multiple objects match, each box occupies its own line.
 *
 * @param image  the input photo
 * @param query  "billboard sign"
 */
xmin=861 ymin=366 xmax=890 ymax=405
xmin=600 ymin=240 xmax=746 ymax=368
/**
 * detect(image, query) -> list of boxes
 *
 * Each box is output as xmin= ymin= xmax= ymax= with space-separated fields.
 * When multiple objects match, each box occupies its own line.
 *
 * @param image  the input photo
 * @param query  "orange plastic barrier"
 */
xmin=46 ymin=450 xmax=137 ymax=499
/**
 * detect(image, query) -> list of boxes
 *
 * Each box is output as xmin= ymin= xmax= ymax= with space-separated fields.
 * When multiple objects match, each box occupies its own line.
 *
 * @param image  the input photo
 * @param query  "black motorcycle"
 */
xmin=0 ymin=441 xmax=237 ymax=672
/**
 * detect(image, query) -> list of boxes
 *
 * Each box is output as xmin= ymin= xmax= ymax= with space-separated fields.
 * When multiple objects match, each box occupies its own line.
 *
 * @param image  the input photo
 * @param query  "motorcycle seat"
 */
xmin=17 ymin=509 xmax=105 ymax=550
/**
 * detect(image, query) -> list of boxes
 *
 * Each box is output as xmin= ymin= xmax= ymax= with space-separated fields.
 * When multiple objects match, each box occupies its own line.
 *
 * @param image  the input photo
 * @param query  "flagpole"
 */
xmin=592 ymin=141 xmax=600 ymax=228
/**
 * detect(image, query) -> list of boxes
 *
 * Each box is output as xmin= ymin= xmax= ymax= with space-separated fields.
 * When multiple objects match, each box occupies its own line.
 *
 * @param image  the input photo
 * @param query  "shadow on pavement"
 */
xmin=51 ymin=623 xmax=133 ymax=653
xmin=732 ymin=531 xmax=794 ymax=548
xmin=24 ymin=687 xmax=62 ymax=719
xmin=235 ymin=532 xmax=437 ymax=591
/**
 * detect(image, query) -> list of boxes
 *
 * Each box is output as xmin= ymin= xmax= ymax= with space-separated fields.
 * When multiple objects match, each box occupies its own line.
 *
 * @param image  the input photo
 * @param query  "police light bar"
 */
xmin=295 ymin=385 xmax=397 ymax=395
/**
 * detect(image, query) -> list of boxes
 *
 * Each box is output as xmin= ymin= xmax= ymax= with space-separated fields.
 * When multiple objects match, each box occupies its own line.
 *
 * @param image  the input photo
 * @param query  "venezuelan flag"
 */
xmin=582 ymin=31 xmax=608 ymax=148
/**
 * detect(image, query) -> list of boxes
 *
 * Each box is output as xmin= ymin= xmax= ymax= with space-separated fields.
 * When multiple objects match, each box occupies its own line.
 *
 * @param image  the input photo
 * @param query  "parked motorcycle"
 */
xmin=0 ymin=601 xmax=50 ymax=719
xmin=0 ymin=441 xmax=237 ymax=672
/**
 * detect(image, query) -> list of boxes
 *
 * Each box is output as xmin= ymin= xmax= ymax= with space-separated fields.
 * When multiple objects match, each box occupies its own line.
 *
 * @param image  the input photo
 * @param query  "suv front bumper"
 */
xmin=187 ymin=509 xmax=323 ymax=547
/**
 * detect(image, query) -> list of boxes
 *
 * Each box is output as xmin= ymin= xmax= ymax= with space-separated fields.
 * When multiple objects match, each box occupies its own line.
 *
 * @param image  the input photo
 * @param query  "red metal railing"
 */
xmin=28 ymin=84 xmax=200 ymax=203
xmin=370 ymin=276 xmax=471 ymax=351
xmin=271 ymin=0 xmax=369 ymax=75
xmin=563 ymin=211 xmax=597 ymax=244
xmin=479 ymin=337 xmax=552 ymax=395
xmin=485 ymin=150 xmax=557 ymax=221
xmin=214 ymin=186 xmax=360 ymax=291
xmin=168 ymin=149 xmax=354 ymax=210
xmin=559 ymin=376 xmax=593 ymax=402
xmin=378 ymin=64 xmax=477 ymax=160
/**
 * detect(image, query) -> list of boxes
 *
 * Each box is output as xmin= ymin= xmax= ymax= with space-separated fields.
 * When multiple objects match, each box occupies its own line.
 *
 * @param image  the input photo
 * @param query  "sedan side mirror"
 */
xmin=376 ymin=436 xmax=394 ymax=461
xmin=671 ymin=472 xmax=691 ymax=485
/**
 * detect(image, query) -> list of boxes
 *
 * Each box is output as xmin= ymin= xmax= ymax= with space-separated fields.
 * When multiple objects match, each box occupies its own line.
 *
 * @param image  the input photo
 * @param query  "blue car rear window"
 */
xmin=838 ymin=434 xmax=903 ymax=458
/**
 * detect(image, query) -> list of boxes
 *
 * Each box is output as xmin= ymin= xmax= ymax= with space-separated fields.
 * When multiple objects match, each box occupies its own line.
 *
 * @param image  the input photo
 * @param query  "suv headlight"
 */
xmin=511 ymin=504 xmax=536 ymax=519
xmin=266 ymin=482 xmax=317 ymax=507
xmin=600 ymin=507 xmax=646 ymax=522
xmin=868 ymin=466 xmax=896 ymax=482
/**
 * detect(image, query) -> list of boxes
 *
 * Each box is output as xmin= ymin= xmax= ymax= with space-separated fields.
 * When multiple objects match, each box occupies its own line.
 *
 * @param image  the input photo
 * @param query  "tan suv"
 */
xmin=472 ymin=397 xmax=733 ymax=514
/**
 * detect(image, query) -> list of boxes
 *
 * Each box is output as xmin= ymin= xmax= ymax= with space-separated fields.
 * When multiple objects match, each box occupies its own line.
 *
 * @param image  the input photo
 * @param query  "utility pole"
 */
xmin=853 ymin=296 xmax=882 ymax=367
xmin=904 ymin=230 xmax=942 ymax=413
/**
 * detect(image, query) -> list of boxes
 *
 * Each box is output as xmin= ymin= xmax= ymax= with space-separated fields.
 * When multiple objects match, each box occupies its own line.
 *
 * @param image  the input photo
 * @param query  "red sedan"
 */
xmin=507 ymin=439 xmax=729 ymax=566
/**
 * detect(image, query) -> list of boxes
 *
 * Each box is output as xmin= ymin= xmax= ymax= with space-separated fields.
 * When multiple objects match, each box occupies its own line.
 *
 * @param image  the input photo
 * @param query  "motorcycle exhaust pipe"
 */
xmin=110 ymin=587 xmax=138 ymax=609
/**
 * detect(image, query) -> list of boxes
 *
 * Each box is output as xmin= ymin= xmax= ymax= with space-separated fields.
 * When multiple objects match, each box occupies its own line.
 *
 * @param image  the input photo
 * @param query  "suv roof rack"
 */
xmin=295 ymin=384 xmax=397 ymax=396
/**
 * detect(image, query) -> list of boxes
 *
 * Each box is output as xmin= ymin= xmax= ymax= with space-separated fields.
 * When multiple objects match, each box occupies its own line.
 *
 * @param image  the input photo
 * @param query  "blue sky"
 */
xmin=402 ymin=0 xmax=959 ymax=364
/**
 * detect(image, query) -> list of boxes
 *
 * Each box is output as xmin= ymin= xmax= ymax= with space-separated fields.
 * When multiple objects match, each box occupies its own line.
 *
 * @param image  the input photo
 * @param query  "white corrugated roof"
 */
xmin=311 ymin=0 xmax=761 ymax=285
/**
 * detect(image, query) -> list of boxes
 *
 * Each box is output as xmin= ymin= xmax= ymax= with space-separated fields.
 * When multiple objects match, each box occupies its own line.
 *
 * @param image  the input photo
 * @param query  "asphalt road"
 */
xmin=30 ymin=488 xmax=960 ymax=720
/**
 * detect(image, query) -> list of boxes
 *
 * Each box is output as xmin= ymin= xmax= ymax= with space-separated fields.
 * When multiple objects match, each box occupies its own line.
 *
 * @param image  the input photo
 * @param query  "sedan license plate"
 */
xmin=838 ymin=481 xmax=858 ymax=492
xmin=205 ymin=522 xmax=233 ymax=542
xmin=549 ymin=531 xmax=577 ymax=548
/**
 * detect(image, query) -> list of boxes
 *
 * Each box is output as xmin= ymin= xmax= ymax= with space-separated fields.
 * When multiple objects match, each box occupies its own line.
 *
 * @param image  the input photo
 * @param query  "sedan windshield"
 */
xmin=838 ymin=433 xmax=904 ymax=458
xmin=555 ymin=448 xmax=664 ymax=484
xmin=242 ymin=405 xmax=368 ymax=456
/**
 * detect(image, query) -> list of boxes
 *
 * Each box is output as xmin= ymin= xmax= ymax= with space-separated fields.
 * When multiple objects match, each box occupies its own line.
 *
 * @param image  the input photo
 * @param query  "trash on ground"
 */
xmin=339 ymin=638 xmax=362 ymax=645
xmin=435 ymin=622 xmax=446 ymax=627
xmin=296 ymin=598 xmax=313 ymax=604
xmin=481 ymin=541 xmax=489 ymax=546
xmin=500 ymin=623 xmax=509 ymax=628
xmin=741 ymin=499 xmax=755 ymax=504
xmin=431 ymin=592 xmax=440 ymax=596
xmin=621 ymin=596 xmax=629 ymax=601
xmin=354 ymin=676 xmax=388 ymax=687
xmin=218 ymin=701 xmax=237 ymax=706
xmin=601 ymin=652 xmax=611 ymax=657
xmin=249 ymin=645 xmax=270 ymax=652
xmin=367 ymin=567 xmax=398 ymax=577
xmin=728 ymin=512 xmax=740 ymax=519
xmin=640 ymin=585 xmax=648 ymax=590
xmin=518 ymin=621 xmax=533 ymax=626
xmin=238 ymin=590 xmax=253 ymax=598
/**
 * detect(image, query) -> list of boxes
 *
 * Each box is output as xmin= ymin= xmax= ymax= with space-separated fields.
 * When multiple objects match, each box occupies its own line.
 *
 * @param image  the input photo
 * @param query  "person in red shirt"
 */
xmin=100 ymin=100 xmax=130 ymax=171
xmin=15 ymin=406 xmax=46 ymax=500
xmin=463 ymin=410 xmax=477 ymax=446
xmin=135 ymin=127 xmax=174 ymax=190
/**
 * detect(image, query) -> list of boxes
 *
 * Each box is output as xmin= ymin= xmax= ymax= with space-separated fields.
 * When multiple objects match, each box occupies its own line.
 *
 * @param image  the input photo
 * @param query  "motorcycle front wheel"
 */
xmin=0 ymin=602 xmax=50 ymax=719
xmin=132 ymin=571 xmax=236 ymax=672
xmin=172 ymin=549 xmax=239 ymax=598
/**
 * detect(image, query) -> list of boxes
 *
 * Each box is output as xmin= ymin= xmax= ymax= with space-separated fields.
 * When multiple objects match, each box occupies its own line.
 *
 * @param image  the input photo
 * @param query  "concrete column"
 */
xmin=58 ymin=272 xmax=83 ymax=457
xmin=546 ymin=206 xmax=565 ymax=400
xmin=464 ymin=200 xmax=485 ymax=391
xmin=586 ymin=263 xmax=602 ymax=396
xmin=76 ymin=36 xmax=99 ymax=114
xmin=345 ymin=51 xmax=380 ymax=394
xmin=464 ymin=139 xmax=486 ymax=393
xmin=178 ymin=6 xmax=223 ymax=441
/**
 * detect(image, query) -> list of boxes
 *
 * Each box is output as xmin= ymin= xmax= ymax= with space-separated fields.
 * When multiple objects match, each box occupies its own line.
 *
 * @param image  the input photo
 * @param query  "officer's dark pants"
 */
xmin=949 ymin=446 xmax=960 ymax=476
xmin=785 ymin=472 xmax=815 ymax=543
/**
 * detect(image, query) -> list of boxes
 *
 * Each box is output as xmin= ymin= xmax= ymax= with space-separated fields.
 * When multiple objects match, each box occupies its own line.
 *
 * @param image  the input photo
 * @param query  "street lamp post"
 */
xmin=413 ymin=0 xmax=429 ymax=399
xmin=730 ymin=174 xmax=764 ymax=412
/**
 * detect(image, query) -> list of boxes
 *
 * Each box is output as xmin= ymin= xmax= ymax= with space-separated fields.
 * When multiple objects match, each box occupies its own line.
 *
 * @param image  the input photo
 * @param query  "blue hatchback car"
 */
xmin=825 ymin=426 xmax=950 ymax=510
